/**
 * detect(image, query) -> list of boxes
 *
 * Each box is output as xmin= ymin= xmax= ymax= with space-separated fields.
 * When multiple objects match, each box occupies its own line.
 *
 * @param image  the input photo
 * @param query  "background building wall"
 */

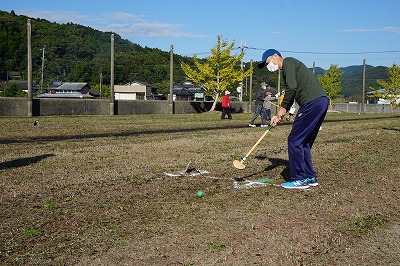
xmin=0 ymin=98 xmax=398 ymax=117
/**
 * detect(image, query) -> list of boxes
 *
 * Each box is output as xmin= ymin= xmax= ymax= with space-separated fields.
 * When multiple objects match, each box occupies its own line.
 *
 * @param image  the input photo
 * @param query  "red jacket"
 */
xmin=222 ymin=95 xmax=230 ymax=108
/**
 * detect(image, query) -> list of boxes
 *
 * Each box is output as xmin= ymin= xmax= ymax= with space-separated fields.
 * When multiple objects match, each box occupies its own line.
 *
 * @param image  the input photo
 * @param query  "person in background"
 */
xmin=275 ymin=91 xmax=280 ymax=101
xmin=278 ymin=90 xmax=285 ymax=107
xmin=221 ymin=90 xmax=232 ymax=119
xmin=249 ymin=82 xmax=268 ymax=127
xmin=258 ymin=49 xmax=328 ymax=189
xmin=263 ymin=91 xmax=275 ymax=121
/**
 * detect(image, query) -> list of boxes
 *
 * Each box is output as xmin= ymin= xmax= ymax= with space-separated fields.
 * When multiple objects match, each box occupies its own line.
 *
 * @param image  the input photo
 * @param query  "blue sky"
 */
xmin=2 ymin=0 xmax=400 ymax=69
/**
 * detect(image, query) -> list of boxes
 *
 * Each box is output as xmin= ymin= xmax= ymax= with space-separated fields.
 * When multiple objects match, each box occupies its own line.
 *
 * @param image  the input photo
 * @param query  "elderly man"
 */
xmin=258 ymin=49 xmax=328 ymax=189
xmin=249 ymin=82 xmax=268 ymax=127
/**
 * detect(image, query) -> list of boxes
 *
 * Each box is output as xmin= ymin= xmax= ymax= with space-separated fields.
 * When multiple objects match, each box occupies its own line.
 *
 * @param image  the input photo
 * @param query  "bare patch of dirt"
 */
xmin=1 ymin=113 xmax=399 ymax=265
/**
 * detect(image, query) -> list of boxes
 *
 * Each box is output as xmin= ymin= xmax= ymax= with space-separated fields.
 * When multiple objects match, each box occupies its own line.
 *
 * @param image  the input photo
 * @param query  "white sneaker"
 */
xmin=248 ymin=124 xmax=256 ymax=127
xmin=261 ymin=124 xmax=268 ymax=127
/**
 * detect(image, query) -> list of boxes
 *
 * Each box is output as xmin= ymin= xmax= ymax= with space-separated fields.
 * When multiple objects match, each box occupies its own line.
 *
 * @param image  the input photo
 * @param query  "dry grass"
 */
xmin=1 ymin=112 xmax=399 ymax=265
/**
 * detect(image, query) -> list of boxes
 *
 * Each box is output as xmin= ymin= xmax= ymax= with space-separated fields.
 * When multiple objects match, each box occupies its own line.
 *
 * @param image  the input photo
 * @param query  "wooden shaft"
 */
xmin=243 ymin=126 xmax=272 ymax=159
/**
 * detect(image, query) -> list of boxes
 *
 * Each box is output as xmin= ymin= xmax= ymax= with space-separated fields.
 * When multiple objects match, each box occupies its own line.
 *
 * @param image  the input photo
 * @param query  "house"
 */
xmin=114 ymin=81 xmax=165 ymax=100
xmin=367 ymin=89 xmax=400 ymax=105
xmin=38 ymin=82 xmax=99 ymax=98
xmin=170 ymin=81 xmax=212 ymax=101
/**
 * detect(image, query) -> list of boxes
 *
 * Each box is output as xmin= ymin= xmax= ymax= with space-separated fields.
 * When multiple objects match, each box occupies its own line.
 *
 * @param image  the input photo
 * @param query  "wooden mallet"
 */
xmin=233 ymin=124 xmax=273 ymax=170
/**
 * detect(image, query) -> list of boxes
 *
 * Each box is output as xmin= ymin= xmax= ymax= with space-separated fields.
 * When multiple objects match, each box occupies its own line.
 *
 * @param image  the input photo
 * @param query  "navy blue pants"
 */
xmin=288 ymin=96 xmax=329 ymax=181
xmin=265 ymin=108 xmax=271 ymax=120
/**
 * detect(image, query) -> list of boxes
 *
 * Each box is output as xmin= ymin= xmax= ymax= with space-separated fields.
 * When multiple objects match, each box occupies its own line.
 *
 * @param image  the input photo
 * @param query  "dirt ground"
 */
xmin=1 ymin=112 xmax=399 ymax=265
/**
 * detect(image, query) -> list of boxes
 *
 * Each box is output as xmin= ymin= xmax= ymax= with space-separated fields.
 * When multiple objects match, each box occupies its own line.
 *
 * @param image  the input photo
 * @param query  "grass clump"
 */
xmin=339 ymin=213 xmax=388 ymax=236
xmin=23 ymin=229 xmax=41 ymax=237
xmin=43 ymin=196 xmax=57 ymax=211
xmin=207 ymin=241 xmax=227 ymax=249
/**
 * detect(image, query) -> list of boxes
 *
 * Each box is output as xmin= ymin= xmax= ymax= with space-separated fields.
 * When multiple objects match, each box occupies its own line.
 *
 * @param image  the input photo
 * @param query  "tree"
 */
xmin=181 ymin=35 xmax=252 ymax=111
xmin=2 ymin=83 xmax=27 ymax=97
xmin=369 ymin=63 xmax=400 ymax=108
xmin=318 ymin=64 xmax=343 ymax=107
xmin=91 ymin=83 xmax=110 ymax=98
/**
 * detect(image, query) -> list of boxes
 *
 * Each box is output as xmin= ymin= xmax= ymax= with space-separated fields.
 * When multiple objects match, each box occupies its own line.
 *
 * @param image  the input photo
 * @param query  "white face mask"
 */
xmin=267 ymin=61 xmax=279 ymax=72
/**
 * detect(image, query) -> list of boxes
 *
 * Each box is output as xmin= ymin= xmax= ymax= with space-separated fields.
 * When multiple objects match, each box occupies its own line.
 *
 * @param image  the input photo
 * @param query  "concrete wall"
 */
xmin=114 ymin=100 xmax=249 ymax=115
xmin=0 ymin=97 xmax=29 ymax=116
xmin=117 ymin=100 xmax=171 ymax=115
xmin=0 ymin=98 xmax=250 ymax=116
xmin=36 ymin=98 xmax=110 ymax=116
xmin=1 ymin=97 xmax=398 ymax=117
xmin=332 ymin=103 xmax=395 ymax=113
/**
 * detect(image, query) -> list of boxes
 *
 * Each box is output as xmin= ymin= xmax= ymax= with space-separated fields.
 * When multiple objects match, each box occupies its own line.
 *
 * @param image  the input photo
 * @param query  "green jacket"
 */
xmin=281 ymin=57 xmax=327 ymax=110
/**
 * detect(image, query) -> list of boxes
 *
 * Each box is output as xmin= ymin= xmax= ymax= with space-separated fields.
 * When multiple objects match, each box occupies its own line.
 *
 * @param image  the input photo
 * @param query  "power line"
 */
xmin=239 ymin=47 xmax=400 ymax=55
xmin=185 ymin=47 xmax=400 ymax=59
xmin=281 ymin=50 xmax=400 ymax=55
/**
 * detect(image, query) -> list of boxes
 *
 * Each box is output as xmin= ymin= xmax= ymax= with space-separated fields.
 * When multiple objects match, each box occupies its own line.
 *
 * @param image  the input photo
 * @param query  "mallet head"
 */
xmin=233 ymin=160 xmax=246 ymax=170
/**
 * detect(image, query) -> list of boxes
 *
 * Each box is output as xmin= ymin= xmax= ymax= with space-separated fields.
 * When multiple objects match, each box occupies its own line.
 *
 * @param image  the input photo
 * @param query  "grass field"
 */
xmin=1 ymin=112 xmax=399 ymax=265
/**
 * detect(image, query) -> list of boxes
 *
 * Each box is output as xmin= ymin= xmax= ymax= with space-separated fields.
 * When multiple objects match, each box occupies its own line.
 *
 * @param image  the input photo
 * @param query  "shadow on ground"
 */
xmin=0 ymin=154 xmax=55 ymax=170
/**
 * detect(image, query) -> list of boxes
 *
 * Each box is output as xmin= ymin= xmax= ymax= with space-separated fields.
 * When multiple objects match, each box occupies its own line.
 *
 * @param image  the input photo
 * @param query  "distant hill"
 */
xmin=0 ymin=10 xmax=390 ymax=99
xmin=0 ymin=10 xmax=194 ymax=92
xmin=340 ymin=65 xmax=374 ymax=77
xmin=339 ymin=65 xmax=389 ymax=101
xmin=308 ymin=65 xmax=389 ymax=102
xmin=312 ymin=67 xmax=325 ymax=76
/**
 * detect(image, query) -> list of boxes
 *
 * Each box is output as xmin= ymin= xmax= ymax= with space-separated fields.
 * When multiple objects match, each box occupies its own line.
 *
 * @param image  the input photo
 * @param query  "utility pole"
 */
xmin=312 ymin=62 xmax=315 ymax=75
xmin=249 ymin=60 xmax=253 ymax=113
xmin=27 ymin=19 xmax=32 ymax=117
xmin=239 ymin=42 xmax=248 ymax=101
xmin=40 ymin=46 xmax=46 ymax=94
xmin=169 ymin=44 xmax=174 ymax=114
xmin=99 ymin=72 xmax=103 ymax=98
xmin=245 ymin=77 xmax=248 ymax=96
xmin=362 ymin=59 xmax=366 ymax=113
xmin=110 ymin=34 xmax=115 ymax=115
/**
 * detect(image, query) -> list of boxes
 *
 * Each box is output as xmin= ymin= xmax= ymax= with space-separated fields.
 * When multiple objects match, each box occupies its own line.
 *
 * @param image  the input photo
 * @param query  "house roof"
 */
xmin=38 ymin=82 xmax=100 ymax=98
xmin=37 ymin=93 xmax=93 ymax=99
xmin=55 ymin=82 xmax=89 ymax=91
xmin=367 ymin=88 xmax=400 ymax=95
xmin=115 ymin=81 xmax=158 ymax=94
xmin=89 ymin=87 xmax=100 ymax=96
xmin=134 ymin=81 xmax=158 ymax=88
xmin=0 ymin=80 xmax=39 ymax=90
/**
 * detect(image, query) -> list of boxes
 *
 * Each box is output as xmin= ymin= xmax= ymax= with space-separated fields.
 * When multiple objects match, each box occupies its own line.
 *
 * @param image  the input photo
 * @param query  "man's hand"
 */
xmin=271 ymin=107 xmax=287 ymax=127
xmin=271 ymin=115 xmax=281 ymax=127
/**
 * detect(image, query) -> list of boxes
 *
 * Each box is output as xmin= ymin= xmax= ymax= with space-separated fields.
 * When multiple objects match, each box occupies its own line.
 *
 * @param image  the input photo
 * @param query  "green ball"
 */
xmin=196 ymin=190 xmax=204 ymax=197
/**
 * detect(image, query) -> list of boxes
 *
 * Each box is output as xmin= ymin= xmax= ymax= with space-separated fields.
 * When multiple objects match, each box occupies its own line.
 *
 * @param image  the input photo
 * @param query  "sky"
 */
xmin=2 ymin=0 xmax=400 ymax=69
